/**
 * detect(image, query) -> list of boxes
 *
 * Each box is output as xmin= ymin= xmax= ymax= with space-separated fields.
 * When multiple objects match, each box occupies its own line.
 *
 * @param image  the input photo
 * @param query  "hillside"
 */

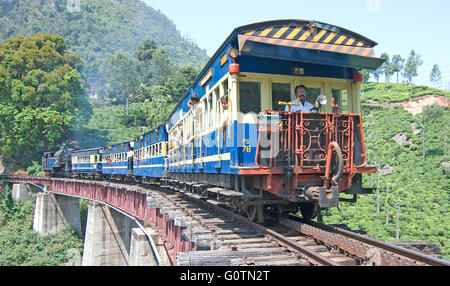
xmin=0 ymin=0 xmax=209 ymax=87
xmin=323 ymin=99 xmax=450 ymax=259
xmin=361 ymin=82 xmax=450 ymax=103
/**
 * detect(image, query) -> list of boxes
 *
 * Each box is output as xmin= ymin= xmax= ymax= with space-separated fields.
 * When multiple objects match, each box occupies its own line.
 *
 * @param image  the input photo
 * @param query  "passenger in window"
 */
xmin=217 ymin=96 xmax=229 ymax=131
xmin=176 ymin=125 xmax=183 ymax=147
xmin=188 ymin=94 xmax=200 ymax=113
xmin=189 ymin=94 xmax=204 ymax=142
xmin=285 ymin=85 xmax=318 ymax=113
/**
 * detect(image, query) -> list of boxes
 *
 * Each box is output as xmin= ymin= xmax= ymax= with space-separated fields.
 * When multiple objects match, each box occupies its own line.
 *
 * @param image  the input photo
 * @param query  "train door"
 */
xmin=237 ymin=78 xmax=262 ymax=167
xmin=215 ymin=81 xmax=229 ymax=169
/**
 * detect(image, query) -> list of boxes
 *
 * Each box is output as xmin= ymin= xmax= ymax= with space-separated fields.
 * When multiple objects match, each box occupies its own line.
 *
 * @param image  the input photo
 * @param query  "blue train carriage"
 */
xmin=42 ymin=148 xmax=72 ymax=176
xmin=71 ymin=147 xmax=103 ymax=178
xmin=133 ymin=125 xmax=168 ymax=181
xmin=102 ymin=140 xmax=134 ymax=179
xmin=165 ymin=19 xmax=385 ymax=221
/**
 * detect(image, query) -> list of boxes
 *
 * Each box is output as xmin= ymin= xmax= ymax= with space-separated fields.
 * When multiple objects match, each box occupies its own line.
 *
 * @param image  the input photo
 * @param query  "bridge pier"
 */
xmin=128 ymin=228 xmax=173 ymax=266
xmin=33 ymin=189 xmax=81 ymax=236
xmin=129 ymin=228 xmax=157 ymax=266
xmin=12 ymin=184 xmax=33 ymax=203
xmin=82 ymin=202 xmax=133 ymax=266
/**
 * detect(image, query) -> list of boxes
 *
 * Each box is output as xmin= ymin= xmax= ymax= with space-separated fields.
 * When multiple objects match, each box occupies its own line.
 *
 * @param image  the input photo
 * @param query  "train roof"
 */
xmin=168 ymin=19 xmax=385 ymax=123
xmin=236 ymin=19 xmax=378 ymax=48
xmin=72 ymin=147 xmax=103 ymax=153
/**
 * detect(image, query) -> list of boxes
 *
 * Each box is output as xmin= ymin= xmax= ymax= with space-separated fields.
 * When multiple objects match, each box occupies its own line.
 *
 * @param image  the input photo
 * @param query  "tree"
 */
xmin=372 ymin=68 xmax=382 ymax=83
xmin=165 ymin=64 xmax=199 ymax=102
xmin=361 ymin=69 xmax=371 ymax=83
xmin=0 ymin=34 xmax=89 ymax=168
xmin=100 ymin=51 xmax=140 ymax=119
xmin=429 ymin=64 xmax=443 ymax=88
xmin=391 ymin=55 xmax=404 ymax=83
xmin=148 ymin=48 xmax=174 ymax=87
xmin=136 ymin=39 xmax=157 ymax=85
xmin=380 ymin=53 xmax=395 ymax=87
xmin=136 ymin=39 xmax=157 ymax=62
xmin=402 ymin=50 xmax=423 ymax=85
xmin=0 ymin=0 xmax=209 ymax=99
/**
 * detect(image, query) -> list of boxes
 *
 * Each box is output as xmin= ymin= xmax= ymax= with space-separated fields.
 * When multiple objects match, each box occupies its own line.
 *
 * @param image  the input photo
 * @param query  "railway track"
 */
xmin=2 ymin=175 xmax=449 ymax=266
xmin=280 ymin=216 xmax=450 ymax=266
xmin=151 ymin=179 xmax=450 ymax=266
xmin=154 ymin=183 xmax=351 ymax=266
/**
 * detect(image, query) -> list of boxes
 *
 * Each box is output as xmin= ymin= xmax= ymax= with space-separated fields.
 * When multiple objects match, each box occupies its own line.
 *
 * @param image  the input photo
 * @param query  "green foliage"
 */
xmin=361 ymin=82 xmax=450 ymax=103
xmin=100 ymin=50 xmax=140 ymax=105
xmin=402 ymin=50 xmax=423 ymax=85
xmin=164 ymin=64 xmax=200 ymax=102
xmin=0 ymin=189 xmax=83 ymax=265
xmin=0 ymin=33 xmax=90 ymax=168
xmin=80 ymin=98 xmax=176 ymax=148
xmin=0 ymin=0 xmax=209 ymax=91
xmin=26 ymin=161 xmax=45 ymax=176
xmin=0 ymin=184 xmax=18 ymax=223
xmin=429 ymin=64 xmax=443 ymax=88
xmin=380 ymin=52 xmax=395 ymax=84
xmin=137 ymin=39 xmax=158 ymax=62
xmin=391 ymin=54 xmax=405 ymax=83
xmin=323 ymin=105 xmax=450 ymax=259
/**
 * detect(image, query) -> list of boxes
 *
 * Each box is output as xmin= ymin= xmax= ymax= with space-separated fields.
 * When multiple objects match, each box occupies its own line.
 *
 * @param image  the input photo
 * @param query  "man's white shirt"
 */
xmin=284 ymin=99 xmax=316 ymax=112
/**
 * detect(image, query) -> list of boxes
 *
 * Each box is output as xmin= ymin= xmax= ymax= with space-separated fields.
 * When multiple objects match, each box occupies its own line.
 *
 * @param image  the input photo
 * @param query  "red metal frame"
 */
xmin=246 ymin=111 xmax=374 ymax=201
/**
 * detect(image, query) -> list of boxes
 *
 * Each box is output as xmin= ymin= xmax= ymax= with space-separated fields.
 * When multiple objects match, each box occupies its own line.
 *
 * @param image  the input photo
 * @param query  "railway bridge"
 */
xmin=1 ymin=175 xmax=449 ymax=266
xmin=1 ymin=176 xmax=179 ymax=266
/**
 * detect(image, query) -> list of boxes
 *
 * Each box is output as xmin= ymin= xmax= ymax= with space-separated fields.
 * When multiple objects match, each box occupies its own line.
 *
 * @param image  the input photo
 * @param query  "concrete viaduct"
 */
xmin=1 ymin=176 xmax=193 ymax=266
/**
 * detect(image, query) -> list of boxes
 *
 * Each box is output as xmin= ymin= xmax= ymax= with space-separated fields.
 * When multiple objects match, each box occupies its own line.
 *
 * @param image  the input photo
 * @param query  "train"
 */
xmin=42 ymin=20 xmax=384 ymax=223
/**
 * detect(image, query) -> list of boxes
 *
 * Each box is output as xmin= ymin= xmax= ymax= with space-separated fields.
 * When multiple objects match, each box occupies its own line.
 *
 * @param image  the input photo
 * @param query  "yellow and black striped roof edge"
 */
xmin=235 ymin=19 xmax=378 ymax=48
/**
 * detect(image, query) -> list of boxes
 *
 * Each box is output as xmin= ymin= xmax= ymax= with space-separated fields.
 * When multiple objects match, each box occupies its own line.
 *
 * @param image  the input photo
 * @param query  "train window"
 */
xmin=224 ymin=80 xmax=229 ymax=97
xmin=272 ymin=83 xmax=291 ymax=111
xmin=332 ymin=89 xmax=349 ymax=114
xmin=306 ymin=87 xmax=321 ymax=105
xmin=239 ymin=81 xmax=261 ymax=114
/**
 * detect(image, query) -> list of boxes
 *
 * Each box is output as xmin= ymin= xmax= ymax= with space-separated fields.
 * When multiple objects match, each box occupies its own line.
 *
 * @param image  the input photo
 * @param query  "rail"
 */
xmin=283 ymin=215 xmax=450 ymax=266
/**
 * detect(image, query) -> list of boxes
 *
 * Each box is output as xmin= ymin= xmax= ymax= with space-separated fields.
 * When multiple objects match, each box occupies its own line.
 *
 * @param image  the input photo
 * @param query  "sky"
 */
xmin=143 ymin=0 xmax=450 ymax=88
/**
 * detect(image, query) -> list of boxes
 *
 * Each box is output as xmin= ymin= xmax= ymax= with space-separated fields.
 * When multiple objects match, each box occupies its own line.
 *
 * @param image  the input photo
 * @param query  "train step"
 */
xmin=206 ymin=187 xmax=243 ymax=197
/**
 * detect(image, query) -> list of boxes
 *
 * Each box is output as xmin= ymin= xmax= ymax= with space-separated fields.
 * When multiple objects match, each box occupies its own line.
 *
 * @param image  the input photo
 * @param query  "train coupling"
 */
xmin=304 ymin=186 xmax=339 ymax=208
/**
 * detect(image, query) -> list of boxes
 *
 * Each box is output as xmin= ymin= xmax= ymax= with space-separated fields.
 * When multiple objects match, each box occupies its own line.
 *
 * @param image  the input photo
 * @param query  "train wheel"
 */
xmin=245 ymin=203 xmax=264 ymax=223
xmin=232 ymin=198 xmax=245 ymax=215
xmin=299 ymin=202 xmax=319 ymax=220
xmin=246 ymin=205 xmax=258 ymax=221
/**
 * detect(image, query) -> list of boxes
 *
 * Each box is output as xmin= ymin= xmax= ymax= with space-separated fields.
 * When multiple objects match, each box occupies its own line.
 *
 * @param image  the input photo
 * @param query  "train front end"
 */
xmin=254 ymin=111 xmax=375 ymax=211
xmin=227 ymin=20 xmax=385 ymax=219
